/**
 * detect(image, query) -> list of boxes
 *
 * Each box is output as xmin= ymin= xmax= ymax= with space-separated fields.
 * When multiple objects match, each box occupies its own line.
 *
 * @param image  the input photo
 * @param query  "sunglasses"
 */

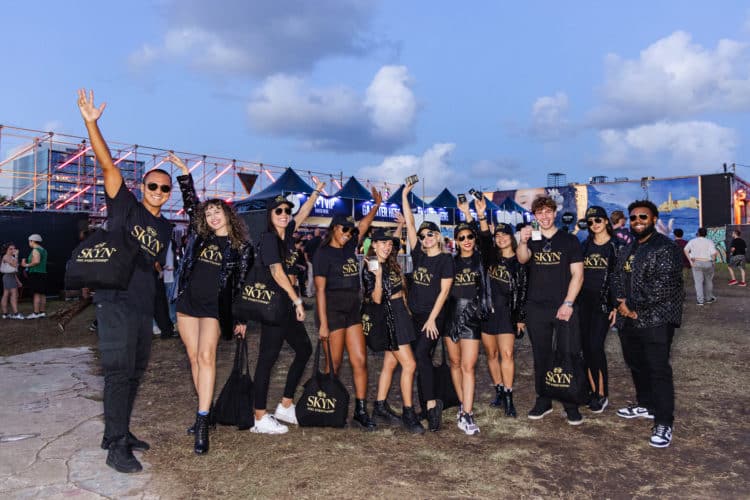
xmin=274 ymin=207 xmax=292 ymax=215
xmin=629 ymin=214 xmax=650 ymax=221
xmin=457 ymin=233 xmax=476 ymax=242
xmin=418 ymin=231 xmax=436 ymax=241
xmin=146 ymin=182 xmax=171 ymax=193
xmin=339 ymin=226 xmax=353 ymax=234
xmin=586 ymin=217 xmax=605 ymax=226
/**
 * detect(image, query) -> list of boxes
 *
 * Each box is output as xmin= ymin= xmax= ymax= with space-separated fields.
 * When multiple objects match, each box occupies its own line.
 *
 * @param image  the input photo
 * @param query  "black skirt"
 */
xmin=447 ymin=297 xmax=482 ymax=341
xmin=390 ymin=298 xmax=416 ymax=346
xmin=481 ymin=294 xmax=514 ymax=335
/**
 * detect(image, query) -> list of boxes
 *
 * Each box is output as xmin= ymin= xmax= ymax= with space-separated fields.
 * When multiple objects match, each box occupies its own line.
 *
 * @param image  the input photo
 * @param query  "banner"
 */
xmin=297 ymin=195 xmax=353 ymax=218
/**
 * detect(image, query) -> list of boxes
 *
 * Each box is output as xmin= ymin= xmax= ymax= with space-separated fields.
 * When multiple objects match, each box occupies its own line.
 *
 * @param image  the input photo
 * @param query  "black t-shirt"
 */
xmin=407 ymin=242 xmax=454 ymax=314
xmin=488 ymin=257 xmax=514 ymax=298
xmin=95 ymin=183 xmax=172 ymax=314
xmin=313 ymin=232 xmax=360 ymax=291
xmin=582 ymin=240 xmax=614 ymax=292
xmin=187 ymin=236 xmax=228 ymax=304
xmin=387 ymin=264 xmax=403 ymax=296
xmin=259 ymin=221 xmax=296 ymax=275
xmin=451 ymin=254 xmax=480 ymax=300
xmin=527 ymin=229 xmax=583 ymax=306
xmin=731 ymin=238 xmax=747 ymax=256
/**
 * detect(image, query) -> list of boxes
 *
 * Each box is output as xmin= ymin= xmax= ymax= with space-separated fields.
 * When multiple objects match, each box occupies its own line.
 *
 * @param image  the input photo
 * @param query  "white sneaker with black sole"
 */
xmin=251 ymin=414 xmax=289 ymax=434
xmin=457 ymin=412 xmax=480 ymax=435
xmin=649 ymin=424 xmax=673 ymax=448
xmin=274 ymin=403 xmax=298 ymax=425
xmin=616 ymin=404 xmax=654 ymax=419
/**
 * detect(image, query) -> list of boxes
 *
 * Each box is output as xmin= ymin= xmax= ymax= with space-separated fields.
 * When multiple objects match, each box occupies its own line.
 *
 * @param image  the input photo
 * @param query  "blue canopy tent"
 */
xmin=234 ymin=168 xmax=315 ymax=212
xmin=426 ymin=188 xmax=457 ymax=225
xmin=386 ymin=184 xmax=426 ymax=207
xmin=495 ymin=196 xmax=530 ymax=225
xmin=333 ymin=176 xmax=372 ymax=201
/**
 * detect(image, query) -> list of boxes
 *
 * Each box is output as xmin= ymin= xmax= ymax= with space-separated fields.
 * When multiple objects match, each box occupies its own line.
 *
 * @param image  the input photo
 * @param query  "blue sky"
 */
xmin=2 ymin=1 xmax=749 ymax=196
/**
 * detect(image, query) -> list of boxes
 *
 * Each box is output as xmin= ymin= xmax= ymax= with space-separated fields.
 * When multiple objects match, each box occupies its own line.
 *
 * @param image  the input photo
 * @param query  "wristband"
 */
xmin=293 ymin=298 xmax=303 ymax=306
xmin=563 ymin=300 xmax=574 ymax=308
xmin=312 ymin=189 xmax=320 ymax=195
xmin=478 ymin=216 xmax=487 ymax=221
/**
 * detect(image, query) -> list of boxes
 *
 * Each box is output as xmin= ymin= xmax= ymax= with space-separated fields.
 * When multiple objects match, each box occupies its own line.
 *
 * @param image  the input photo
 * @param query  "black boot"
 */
xmin=426 ymin=399 xmax=444 ymax=432
xmin=372 ymin=400 xmax=401 ymax=425
xmin=105 ymin=435 xmax=143 ymax=473
xmin=402 ymin=406 xmax=425 ymax=434
xmin=352 ymin=399 xmax=376 ymax=431
xmin=490 ymin=384 xmax=506 ymax=409
xmin=101 ymin=431 xmax=150 ymax=451
xmin=194 ymin=413 xmax=210 ymax=455
xmin=187 ymin=405 xmax=214 ymax=435
xmin=504 ymin=388 xmax=517 ymax=417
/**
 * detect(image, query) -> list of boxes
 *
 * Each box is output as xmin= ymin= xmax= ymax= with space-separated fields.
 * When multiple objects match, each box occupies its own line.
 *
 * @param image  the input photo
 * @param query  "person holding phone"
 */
xmin=313 ymin=189 xmax=382 ymax=430
xmin=401 ymin=182 xmax=454 ymax=432
xmin=362 ymin=229 xmax=424 ymax=433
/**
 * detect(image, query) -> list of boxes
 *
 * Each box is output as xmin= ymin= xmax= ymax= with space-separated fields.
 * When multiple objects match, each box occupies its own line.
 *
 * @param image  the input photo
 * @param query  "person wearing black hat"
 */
xmin=313 ymin=187 xmax=382 ymax=430
xmin=445 ymin=196 xmax=493 ymax=435
xmin=479 ymin=222 xmax=527 ymax=417
xmin=235 ymin=183 xmax=324 ymax=435
xmin=362 ymin=228 xmax=424 ymax=433
xmin=401 ymin=183 xmax=454 ymax=432
xmin=578 ymin=205 xmax=619 ymax=414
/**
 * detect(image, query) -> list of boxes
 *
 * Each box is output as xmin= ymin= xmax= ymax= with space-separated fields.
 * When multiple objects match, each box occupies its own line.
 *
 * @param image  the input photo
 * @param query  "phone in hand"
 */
xmin=457 ymin=193 xmax=467 ymax=204
xmin=367 ymin=259 xmax=379 ymax=272
xmin=468 ymin=188 xmax=483 ymax=201
xmin=405 ymin=175 xmax=419 ymax=186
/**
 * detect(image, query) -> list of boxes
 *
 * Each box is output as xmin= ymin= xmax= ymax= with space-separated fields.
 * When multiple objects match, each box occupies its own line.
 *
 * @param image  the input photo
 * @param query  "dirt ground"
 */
xmin=2 ymin=269 xmax=748 ymax=499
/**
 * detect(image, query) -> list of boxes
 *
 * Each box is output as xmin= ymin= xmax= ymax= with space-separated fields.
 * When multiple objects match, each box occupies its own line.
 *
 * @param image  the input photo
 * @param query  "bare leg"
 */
xmin=345 ymin=325 xmax=368 ymax=399
xmin=459 ymin=339 xmax=480 ymax=413
xmin=196 ymin=317 xmax=221 ymax=413
xmin=177 ymin=313 xmax=201 ymax=393
xmin=445 ymin=339 xmax=463 ymax=404
xmin=391 ymin=344 xmax=417 ymax=407
xmin=376 ymin=351 xmax=399 ymax=401
xmin=498 ymin=334 xmax=515 ymax=388
xmin=481 ymin=333 xmax=502 ymax=385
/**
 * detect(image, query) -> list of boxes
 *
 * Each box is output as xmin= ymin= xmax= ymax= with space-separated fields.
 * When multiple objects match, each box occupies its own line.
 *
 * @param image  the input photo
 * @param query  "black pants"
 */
xmin=153 ymin=278 xmax=173 ymax=336
xmin=253 ymin=315 xmax=313 ymax=410
xmin=411 ymin=311 xmax=444 ymax=409
xmin=525 ymin=302 xmax=578 ymax=410
xmin=96 ymin=300 xmax=153 ymax=441
xmin=619 ymin=322 xmax=675 ymax=426
xmin=578 ymin=290 xmax=609 ymax=396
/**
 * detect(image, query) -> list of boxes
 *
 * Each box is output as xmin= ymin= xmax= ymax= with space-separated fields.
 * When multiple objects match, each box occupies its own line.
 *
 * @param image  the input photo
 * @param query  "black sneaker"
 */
xmin=426 ymin=400 xmax=444 ymax=432
xmin=372 ymin=400 xmax=402 ymax=425
xmin=588 ymin=395 xmax=609 ymax=414
xmin=527 ymin=399 xmax=553 ymax=420
xmin=566 ymin=407 xmax=584 ymax=426
xmin=105 ymin=436 xmax=143 ymax=473
xmin=649 ymin=424 xmax=673 ymax=448
xmin=101 ymin=431 xmax=151 ymax=451
xmin=401 ymin=406 xmax=425 ymax=434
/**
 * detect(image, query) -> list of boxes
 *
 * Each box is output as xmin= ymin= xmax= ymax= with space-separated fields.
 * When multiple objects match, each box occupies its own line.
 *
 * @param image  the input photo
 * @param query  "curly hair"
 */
xmin=531 ymin=196 xmax=557 ymax=214
xmin=194 ymin=199 xmax=248 ymax=250
xmin=627 ymin=199 xmax=659 ymax=218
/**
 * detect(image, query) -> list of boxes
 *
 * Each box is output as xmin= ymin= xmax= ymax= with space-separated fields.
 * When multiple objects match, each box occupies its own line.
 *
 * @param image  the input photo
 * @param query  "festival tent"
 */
xmin=234 ymin=167 xmax=315 ymax=212
xmin=333 ymin=176 xmax=372 ymax=201
xmin=428 ymin=188 xmax=458 ymax=210
xmin=386 ymin=184 xmax=426 ymax=207
xmin=495 ymin=196 xmax=529 ymax=225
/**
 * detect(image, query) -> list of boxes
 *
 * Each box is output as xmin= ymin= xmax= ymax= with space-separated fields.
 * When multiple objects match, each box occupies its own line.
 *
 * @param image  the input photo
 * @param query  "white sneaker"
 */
xmin=649 ymin=424 xmax=673 ymax=448
xmin=457 ymin=412 xmax=480 ymax=436
xmin=152 ymin=325 xmax=161 ymax=336
xmin=251 ymin=414 xmax=289 ymax=434
xmin=617 ymin=404 xmax=654 ymax=419
xmin=25 ymin=312 xmax=39 ymax=319
xmin=1 ymin=314 xmax=7 ymax=319
xmin=11 ymin=313 xmax=24 ymax=320
xmin=274 ymin=403 xmax=298 ymax=425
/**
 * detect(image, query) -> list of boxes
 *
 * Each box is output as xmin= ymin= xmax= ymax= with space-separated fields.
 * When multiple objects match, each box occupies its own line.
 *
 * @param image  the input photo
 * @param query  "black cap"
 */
xmin=417 ymin=221 xmax=440 ymax=234
xmin=585 ymin=205 xmax=608 ymax=220
xmin=494 ymin=223 xmax=514 ymax=236
xmin=454 ymin=222 xmax=475 ymax=239
xmin=268 ymin=195 xmax=294 ymax=211
xmin=371 ymin=227 xmax=398 ymax=242
xmin=331 ymin=215 xmax=355 ymax=228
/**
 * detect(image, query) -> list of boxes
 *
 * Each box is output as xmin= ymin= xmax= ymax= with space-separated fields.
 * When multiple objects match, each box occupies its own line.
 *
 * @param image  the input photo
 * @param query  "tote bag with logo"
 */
xmin=295 ymin=340 xmax=350 ymax=427
xmin=65 ymin=224 xmax=139 ymax=290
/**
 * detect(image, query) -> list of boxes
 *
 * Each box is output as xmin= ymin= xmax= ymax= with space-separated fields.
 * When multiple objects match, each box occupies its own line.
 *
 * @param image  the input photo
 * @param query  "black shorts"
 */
xmin=317 ymin=288 xmax=361 ymax=331
xmin=390 ymin=298 xmax=416 ymax=346
xmin=481 ymin=295 xmax=514 ymax=335
xmin=447 ymin=297 xmax=482 ymax=341
xmin=27 ymin=273 xmax=47 ymax=294
xmin=176 ymin=289 xmax=219 ymax=319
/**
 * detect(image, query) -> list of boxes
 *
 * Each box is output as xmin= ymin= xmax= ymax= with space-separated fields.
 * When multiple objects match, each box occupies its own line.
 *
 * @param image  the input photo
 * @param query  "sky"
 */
xmin=1 ymin=0 xmax=749 ymax=197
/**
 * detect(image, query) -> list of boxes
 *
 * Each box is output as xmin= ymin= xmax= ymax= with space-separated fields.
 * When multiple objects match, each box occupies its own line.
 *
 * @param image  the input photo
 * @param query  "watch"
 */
xmin=563 ymin=300 xmax=574 ymax=308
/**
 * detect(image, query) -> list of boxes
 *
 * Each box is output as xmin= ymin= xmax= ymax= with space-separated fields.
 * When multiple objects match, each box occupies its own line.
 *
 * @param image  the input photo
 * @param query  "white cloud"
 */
xmin=129 ymin=0 xmax=378 ymax=77
xmin=529 ymin=92 xmax=572 ymax=141
xmin=598 ymin=120 xmax=737 ymax=173
xmin=357 ymin=143 xmax=456 ymax=195
xmin=590 ymin=31 xmax=750 ymax=128
xmin=469 ymin=159 xmax=526 ymax=191
xmin=247 ymin=65 xmax=416 ymax=153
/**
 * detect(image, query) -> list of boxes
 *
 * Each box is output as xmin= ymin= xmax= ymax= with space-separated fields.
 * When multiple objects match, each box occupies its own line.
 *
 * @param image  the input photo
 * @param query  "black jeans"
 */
xmin=411 ymin=311 xmax=445 ymax=409
xmin=619 ymin=322 xmax=675 ymax=426
xmin=253 ymin=315 xmax=313 ymax=410
xmin=525 ymin=302 xmax=578 ymax=410
xmin=96 ymin=300 xmax=153 ymax=441
xmin=578 ymin=290 xmax=609 ymax=396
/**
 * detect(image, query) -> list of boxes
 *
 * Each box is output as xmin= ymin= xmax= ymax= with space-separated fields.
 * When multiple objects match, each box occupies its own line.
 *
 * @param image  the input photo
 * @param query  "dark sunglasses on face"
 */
xmin=418 ymin=231 xmax=435 ymax=241
xmin=339 ymin=226 xmax=353 ymax=234
xmin=146 ymin=182 xmax=171 ymax=193
xmin=457 ymin=233 xmax=476 ymax=242
xmin=586 ymin=217 xmax=604 ymax=226
xmin=629 ymin=214 xmax=650 ymax=221
xmin=274 ymin=207 xmax=292 ymax=215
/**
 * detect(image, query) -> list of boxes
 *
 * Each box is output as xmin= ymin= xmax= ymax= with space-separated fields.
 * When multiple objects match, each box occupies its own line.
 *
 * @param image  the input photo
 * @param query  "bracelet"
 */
xmin=478 ymin=216 xmax=487 ymax=221
xmin=293 ymin=298 xmax=303 ymax=306
xmin=312 ymin=189 xmax=320 ymax=195
xmin=563 ymin=300 xmax=574 ymax=308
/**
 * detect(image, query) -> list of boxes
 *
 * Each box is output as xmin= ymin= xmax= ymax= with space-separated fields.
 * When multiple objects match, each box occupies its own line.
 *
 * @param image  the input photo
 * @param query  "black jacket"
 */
xmin=174 ymin=174 xmax=252 ymax=308
xmin=478 ymin=229 xmax=528 ymax=326
xmin=361 ymin=263 xmax=400 ymax=352
xmin=612 ymin=232 xmax=684 ymax=328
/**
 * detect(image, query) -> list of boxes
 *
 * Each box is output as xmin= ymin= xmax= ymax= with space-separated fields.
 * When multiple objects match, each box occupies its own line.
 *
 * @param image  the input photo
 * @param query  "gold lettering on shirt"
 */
xmin=534 ymin=251 xmax=563 ymax=265
xmin=623 ymin=254 xmax=635 ymax=273
xmin=454 ymin=267 xmax=476 ymax=287
xmin=198 ymin=244 xmax=223 ymax=266
xmin=413 ymin=266 xmax=434 ymax=286
xmin=388 ymin=271 xmax=401 ymax=288
xmin=584 ymin=253 xmax=608 ymax=270
xmin=341 ymin=257 xmax=359 ymax=277
xmin=489 ymin=264 xmax=511 ymax=284
xmin=131 ymin=225 xmax=163 ymax=257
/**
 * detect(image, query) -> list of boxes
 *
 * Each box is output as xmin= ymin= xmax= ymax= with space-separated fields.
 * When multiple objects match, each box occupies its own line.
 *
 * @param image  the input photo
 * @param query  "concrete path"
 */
xmin=0 ymin=348 xmax=158 ymax=499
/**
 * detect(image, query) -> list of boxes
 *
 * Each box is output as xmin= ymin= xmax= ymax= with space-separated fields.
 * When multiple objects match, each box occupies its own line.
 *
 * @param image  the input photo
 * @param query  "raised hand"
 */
xmin=403 ymin=182 xmax=415 ymax=195
xmin=395 ymin=212 xmax=406 ymax=225
xmin=77 ymin=89 xmax=106 ymax=123
xmin=475 ymin=195 xmax=487 ymax=215
xmin=168 ymin=152 xmax=189 ymax=175
xmin=371 ymin=187 xmax=383 ymax=205
xmin=457 ymin=197 xmax=470 ymax=215
xmin=315 ymin=180 xmax=326 ymax=192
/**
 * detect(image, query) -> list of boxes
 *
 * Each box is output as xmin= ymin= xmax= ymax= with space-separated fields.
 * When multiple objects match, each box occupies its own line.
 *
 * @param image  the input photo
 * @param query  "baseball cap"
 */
xmin=331 ymin=215 xmax=355 ymax=228
xmin=28 ymin=234 xmax=43 ymax=243
xmin=585 ymin=206 xmax=608 ymax=220
xmin=494 ymin=223 xmax=514 ymax=236
xmin=417 ymin=221 xmax=440 ymax=234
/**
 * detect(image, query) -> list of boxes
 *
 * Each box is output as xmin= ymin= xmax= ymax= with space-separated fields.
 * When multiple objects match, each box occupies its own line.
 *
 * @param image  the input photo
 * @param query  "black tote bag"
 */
xmin=64 ymin=225 xmax=139 ymax=290
xmin=232 ymin=241 xmax=285 ymax=326
xmin=362 ymin=300 xmax=388 ymax=352
xmin=213 ymin=337 xmax=254 ymax=430
xmin=295 ymin=340 xmax=350 ymax=428
xmin=418 ymin=338 xmax=461 ymax=410
xmin=542 ymin=317 xmax=589 ymax=405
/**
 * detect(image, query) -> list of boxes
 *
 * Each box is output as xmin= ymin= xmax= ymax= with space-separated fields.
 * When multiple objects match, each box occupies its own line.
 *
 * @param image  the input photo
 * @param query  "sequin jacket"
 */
xmin=361 ymin=262 xmax=400 ymax=352
xmin=612 ymin=232 xmax=684 ymax=328
xmin=174 ymin=174 xmax=252 ymax=303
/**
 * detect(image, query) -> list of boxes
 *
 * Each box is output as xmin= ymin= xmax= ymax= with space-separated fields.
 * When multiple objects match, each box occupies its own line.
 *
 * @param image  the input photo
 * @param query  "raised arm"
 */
xmin=77 ymin=89 xmax=121 ymax=198
xmin=295 ymin=180 xmax=325 ymax=227
xmin=457 ymin=197 xmax=473 ymax=223
xmin=402 ymin=183 xmax=418 ymax=250
xmin=474 ymin=196 xmax=490 ymax=233
xmin=169 ymin=153 xmax=198 ymax=221
xmin=357 ymin=187 xmax=382 ymax=245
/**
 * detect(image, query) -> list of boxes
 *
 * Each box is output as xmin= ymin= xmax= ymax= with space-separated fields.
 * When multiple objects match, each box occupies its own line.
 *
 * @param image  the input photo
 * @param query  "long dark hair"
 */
xmin=320 ymin=221 xmax=338 ymax=248
xmin=587 ymin=219 xmax=614 ymax=240
xmin=367 ymin=242 xmax=406 ymax=298
xmin=195 ymin=199 xmax=248 ymax=250
xmin=266 ymin=208 xmax=291 ymax=263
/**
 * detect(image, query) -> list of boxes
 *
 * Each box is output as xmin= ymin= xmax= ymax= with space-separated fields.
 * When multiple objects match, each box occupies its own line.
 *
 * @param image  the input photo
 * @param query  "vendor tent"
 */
xmin=333 ymin=176 xmax=372 ymax=201
xmin=234 ymin=168 xmax=315 ymax=212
